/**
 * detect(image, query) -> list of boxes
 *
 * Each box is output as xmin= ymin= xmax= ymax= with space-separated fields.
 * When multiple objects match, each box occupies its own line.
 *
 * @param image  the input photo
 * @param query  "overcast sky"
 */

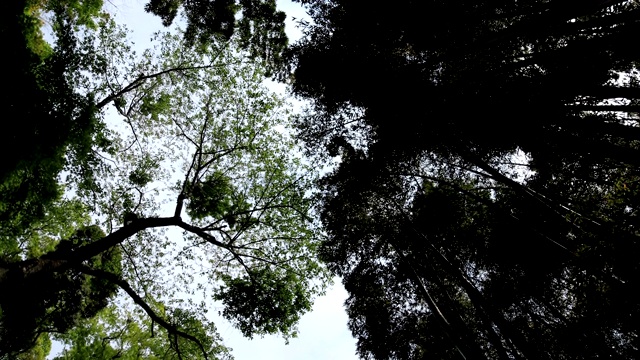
xmin=48 ymin=1 xmax=358 ymax=359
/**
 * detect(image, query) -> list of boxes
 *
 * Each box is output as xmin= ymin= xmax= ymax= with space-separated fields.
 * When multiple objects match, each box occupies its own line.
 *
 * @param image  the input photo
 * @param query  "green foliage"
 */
xmin=139 ymin=92 xmax=172 ymax=121
xmin=23 ymin=0 xmax=54 ymax=58
xmin=47 ymin=0 xmax=106 ymax=29
xmin=14 ymin=333 xmax=51 ymax=360
xmin=127 ymin=154 xmax=159 ymax=188
xmin=0 ymin=0 xmax=110 ymax=242
xmin=0 ymin=225 xmax=119 ymax=358
xmin=1 ymin=2 xmax=327 ymax=358
xmin=214 ymin=267 xmax=312 ymax=339
xmin=54 ymin=305 xmax=231 ymax=360
xmin=0 ymin=197 xmax=91 ymax=262
xmin=166 ymin=308 xmax=232 ymax=359
xmin=186 ymin=172 xmax=235 ymax=220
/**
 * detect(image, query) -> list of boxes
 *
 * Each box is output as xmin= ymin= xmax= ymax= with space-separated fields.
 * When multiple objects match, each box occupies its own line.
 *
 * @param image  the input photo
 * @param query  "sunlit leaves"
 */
xmin=54 ymin=305 xmax=232 ymax=360
xmin=39 ymin=19 xmax=329 ymax=359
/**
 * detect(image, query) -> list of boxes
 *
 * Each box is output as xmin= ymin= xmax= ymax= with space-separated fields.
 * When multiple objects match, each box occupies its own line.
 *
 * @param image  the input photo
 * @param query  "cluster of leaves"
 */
xmin=54 ymin=305 xmax=231 ymax=360
xmin=286 ymin=0 xmax=640 ymax=359
xmin=0 ymin=0 xmax=107 ymax=243
xmin=186 ymin=171 xmax=236 ymax=220
xmin=215 ymin=266 xmax=313 ymax=339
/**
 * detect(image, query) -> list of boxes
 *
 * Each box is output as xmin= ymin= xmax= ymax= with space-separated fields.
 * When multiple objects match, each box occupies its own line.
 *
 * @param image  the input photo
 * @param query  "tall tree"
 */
xmin=0 ymin=15 xmax=327 ymax=359
xmin=1 ymin=0 xmax=289 ymax=251
xmin=286 ymin=0 xmax=640 ymax=358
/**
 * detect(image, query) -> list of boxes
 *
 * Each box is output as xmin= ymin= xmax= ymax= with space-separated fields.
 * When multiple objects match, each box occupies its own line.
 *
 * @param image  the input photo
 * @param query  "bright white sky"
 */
xmin=48 ymin=1 xmax=358 ymax=359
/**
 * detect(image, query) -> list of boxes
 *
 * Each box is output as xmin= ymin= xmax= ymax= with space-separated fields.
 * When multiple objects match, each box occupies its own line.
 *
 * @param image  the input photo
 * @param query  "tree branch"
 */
xmin=95 ymin=64 xmax=223 ymax=110
xmin=40 ymin=217 xmax=181 ymax=268
xmin=77 ymin=265 xmax=210 ymax=360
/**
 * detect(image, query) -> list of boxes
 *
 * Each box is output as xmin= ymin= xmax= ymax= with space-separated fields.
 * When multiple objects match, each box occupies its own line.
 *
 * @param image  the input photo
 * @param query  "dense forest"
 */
xmin=2 ymin=0 xmax=640 ymax=359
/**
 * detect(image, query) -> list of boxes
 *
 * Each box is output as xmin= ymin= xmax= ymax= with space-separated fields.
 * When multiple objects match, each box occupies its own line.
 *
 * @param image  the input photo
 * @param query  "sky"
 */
xmin=48 ymin=1 xmax=359 ymax=359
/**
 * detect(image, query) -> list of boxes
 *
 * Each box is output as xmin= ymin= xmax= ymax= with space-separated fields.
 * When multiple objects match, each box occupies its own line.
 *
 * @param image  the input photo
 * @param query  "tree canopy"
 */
xmin=1 ymin=2 xmax=327 ymax=359
xmin=6 ymin=0 xmax=640 ymax=359
xmin=286 ymin=0 xmax=640 ymax=359
xmin=1 ymin=0 xmax=289 ymax=248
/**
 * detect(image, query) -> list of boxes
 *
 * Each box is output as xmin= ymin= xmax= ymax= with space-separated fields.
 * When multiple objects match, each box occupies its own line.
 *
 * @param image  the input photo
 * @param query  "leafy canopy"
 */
xmin=1 ymin=3 xmax=328 ymax=359
xmin=285 ymin=0 xmax=640 ymax=359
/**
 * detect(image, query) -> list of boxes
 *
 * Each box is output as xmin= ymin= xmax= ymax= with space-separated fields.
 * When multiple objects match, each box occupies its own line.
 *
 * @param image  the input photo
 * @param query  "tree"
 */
xmin=285 ymin=0 xmax=640 ymax=358
xmin=1 ymin=0 xmax=289 ymax=255
xmin=1 ymin=12 xmax=328 ymax=359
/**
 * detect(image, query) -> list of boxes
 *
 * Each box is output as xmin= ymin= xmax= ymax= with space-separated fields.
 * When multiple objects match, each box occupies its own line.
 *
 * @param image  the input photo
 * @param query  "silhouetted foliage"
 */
xmin=288 ymin=0 xmax=640 ymax=358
